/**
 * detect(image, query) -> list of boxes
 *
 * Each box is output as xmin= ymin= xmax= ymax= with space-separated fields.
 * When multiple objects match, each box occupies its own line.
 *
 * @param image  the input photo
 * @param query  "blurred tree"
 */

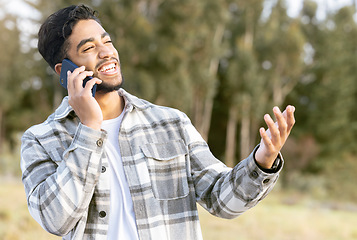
xmin=257 ymin=0 xmax=305 ymax=107
xmin=96 ymin=0 xmax=158 ymax=102
xmin=96 ymin=0 xmax=230 ymax=141
xmin=218 ymin=0 xmax=305 ymax=166
xmin=177 ymin=0 xmax=228 ymax=140
xmin=0 ymin=14 xmax=25 ymax=150
xmin=9 ymin=0 xmax=64 ymax=132
xmin=218 ymin=0 xmax=266 ymax=166
xmin=298 ymin=3 xmax=357 ymax=170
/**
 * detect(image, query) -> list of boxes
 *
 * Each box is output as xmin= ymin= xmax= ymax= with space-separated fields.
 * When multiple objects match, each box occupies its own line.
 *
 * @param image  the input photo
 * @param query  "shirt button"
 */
xmin=252 ymin=171 xmax=258 ymax=178
xmin=96 ymin=139 xmax=103 ymax=147
xmin=138 ymin=205 xmax=144 ymax=212
xmin=263 ymin=179 xmax=270 ymax=184
xmin=99 ymin=211 xmax=106 ymax=218
xmin=101 ymin=166 xmax=106 ymax=173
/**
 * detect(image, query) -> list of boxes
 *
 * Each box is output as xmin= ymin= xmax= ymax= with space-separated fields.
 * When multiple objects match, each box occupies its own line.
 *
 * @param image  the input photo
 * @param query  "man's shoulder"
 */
xmin=22 ymin=117 xmax=53 ymax=142
xmin=23 ymin=97 xmax=74 ymax=138
xmin=145 ymin=100 xmax=184 ymax=115
xmin=23 ymin=109 xmax=59 ymax=133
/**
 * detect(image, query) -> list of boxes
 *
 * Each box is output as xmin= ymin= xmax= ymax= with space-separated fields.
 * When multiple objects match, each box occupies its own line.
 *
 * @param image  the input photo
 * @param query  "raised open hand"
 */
xmin=255 ymin=105 xmax=295 ymax=169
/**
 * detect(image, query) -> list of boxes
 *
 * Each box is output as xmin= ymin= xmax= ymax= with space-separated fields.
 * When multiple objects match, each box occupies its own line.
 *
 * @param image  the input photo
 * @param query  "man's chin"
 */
xmin=95 ymin=77 xmax=124 ymax=94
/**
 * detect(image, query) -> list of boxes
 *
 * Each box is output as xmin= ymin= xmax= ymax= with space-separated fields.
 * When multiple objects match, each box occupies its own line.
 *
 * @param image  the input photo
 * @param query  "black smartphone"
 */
xmin=59 ymin=59 xmax=97 ymax=97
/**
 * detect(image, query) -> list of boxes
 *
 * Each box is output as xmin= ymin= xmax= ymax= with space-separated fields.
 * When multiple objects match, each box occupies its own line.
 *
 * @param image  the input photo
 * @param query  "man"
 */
xmin=21 ymin=4 xmax=295 ymax=240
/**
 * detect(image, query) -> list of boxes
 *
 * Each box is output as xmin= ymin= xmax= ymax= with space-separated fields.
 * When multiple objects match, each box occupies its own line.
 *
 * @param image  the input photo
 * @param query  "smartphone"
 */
xmin=59 ymin=59 xmax=97 ymax=97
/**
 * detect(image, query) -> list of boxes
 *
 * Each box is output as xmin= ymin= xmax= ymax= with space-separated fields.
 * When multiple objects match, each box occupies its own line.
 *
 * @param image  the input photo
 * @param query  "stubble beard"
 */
xmin=95 ymin=74 xmax=124 ymax=94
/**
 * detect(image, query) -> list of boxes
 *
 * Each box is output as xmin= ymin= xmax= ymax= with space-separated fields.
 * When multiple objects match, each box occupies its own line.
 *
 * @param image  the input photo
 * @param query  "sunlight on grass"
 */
xmin=198 ymin=192 xmax=357 ymax=240
xmin=0 ymin=178 xmax=61 ymax=240
xmin=1 ymin=179 xmax=356 ymax=240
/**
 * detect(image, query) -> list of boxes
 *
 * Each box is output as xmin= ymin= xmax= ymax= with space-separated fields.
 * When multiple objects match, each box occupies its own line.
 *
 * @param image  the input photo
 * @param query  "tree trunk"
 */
xmin=192 ymin=90 xmax=203 ymax=132
xmin=225 ymin=105 xmax=238 ymax=167
xmin=239 ymin=96 xmax=251 ymax=160
xmin=250 ymin=117 xmax=260 ymax=150
xmin=239 ymin=7 xmax=254 ymax=160
xmin=201 ymin=24 xmax=225 ymax=140
xmin=192 ymin=24 xmax=225 ymax=141
xmin=200 ymin=96 xmax=214 ymax=141
xmin=273 ymin=54 xmax=300 ymax=107
xmin=0 ymin=109 xmax=3 ymax=153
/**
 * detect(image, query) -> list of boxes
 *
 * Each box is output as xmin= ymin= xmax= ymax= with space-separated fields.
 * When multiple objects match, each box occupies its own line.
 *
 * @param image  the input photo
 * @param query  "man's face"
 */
xmin=65 ymin=19 xmax=123 ymax=93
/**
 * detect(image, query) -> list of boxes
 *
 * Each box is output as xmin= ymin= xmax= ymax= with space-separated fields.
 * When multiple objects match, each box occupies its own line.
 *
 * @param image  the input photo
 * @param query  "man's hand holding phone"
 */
xmin=60 ymin=59 xmax=97 ymax=97
xmin=61 ymin=60 xmax=103 ymax=130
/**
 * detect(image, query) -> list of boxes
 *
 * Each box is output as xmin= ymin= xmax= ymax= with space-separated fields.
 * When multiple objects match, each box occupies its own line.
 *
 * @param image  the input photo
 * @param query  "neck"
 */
xmin=95 ymin=91 xmax=124 ymax=120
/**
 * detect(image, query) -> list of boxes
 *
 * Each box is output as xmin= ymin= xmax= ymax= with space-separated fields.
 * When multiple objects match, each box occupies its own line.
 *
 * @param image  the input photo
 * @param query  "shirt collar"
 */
xmin=118 ymin=88 xmax=151 ymax=112
xmin=53 ymin=88 xmax=150 ymax=121
xmin=53 ymin=97 xmax=73 ymax=121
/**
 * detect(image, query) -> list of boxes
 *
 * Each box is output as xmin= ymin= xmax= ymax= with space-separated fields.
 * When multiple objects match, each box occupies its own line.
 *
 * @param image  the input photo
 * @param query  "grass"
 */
xmin=0 ymin=178 xmax=60 ymax=240
xmin=1 ymin=178 xmax=356 ymax=240
xmin=199 ymin=193 xmax=357 ymax=240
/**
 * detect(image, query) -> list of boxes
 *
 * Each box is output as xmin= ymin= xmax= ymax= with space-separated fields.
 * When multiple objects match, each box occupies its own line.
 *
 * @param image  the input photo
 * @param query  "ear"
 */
xmin=54 ymin=63 xmax=62 ymax=75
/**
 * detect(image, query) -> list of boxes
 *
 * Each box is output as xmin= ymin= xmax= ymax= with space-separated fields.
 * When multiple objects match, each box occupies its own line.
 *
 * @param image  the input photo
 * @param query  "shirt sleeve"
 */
xmin=182 ymin=113 xmax=283 ymax=219
xmin=20 ymin=123 xmax=107 ymax=236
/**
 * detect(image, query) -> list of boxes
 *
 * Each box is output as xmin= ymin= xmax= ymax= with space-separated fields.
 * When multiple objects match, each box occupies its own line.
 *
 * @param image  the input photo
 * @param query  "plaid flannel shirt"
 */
xmin=21 ymin=89 xmax=283 ymax=240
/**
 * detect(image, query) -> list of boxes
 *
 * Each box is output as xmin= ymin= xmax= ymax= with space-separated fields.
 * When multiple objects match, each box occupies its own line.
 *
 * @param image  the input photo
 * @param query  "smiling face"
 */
xmin=64 ymin=19 xmax=124 ymax=93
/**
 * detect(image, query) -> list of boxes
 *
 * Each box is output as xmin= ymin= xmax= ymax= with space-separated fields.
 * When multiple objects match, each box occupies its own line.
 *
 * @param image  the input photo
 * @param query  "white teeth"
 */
xmin=99 ymin=63 xmax=116 ymax=72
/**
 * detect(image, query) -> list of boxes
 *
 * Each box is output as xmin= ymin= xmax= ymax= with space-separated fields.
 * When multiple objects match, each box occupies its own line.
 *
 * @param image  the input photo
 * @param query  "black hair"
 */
xmin=37 ymin=4 xmax=100 ymax=69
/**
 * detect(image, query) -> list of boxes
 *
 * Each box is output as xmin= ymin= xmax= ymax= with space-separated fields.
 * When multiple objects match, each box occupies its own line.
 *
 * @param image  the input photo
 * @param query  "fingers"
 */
xmin=67 ymin=66 xmax=84 ymax=90
xmin=259 ymin=127 xmax=273 ymax=150
xmin=83 ymin=77 xmax=102 ymax=92
xmin=263 ymin=112 xmax=280 ymax=146
xmin=67 ymin=66 xmax=97 ymax=96
xmin=262 ymin=105 xmax=296 ymax=147
xmin=286 ymin=105 xmax=296 ymax=131
xmin=273 ymin=106 xmax=287 ymax=139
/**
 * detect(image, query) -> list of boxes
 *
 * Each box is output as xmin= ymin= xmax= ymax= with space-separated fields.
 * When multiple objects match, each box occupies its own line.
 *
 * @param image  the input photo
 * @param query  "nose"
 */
xmin=98 ymin=45 xmax=114 ymax=59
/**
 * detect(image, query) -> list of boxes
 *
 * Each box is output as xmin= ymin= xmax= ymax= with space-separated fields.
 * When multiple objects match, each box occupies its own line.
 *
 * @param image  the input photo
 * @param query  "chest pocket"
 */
xmin=141 ymin=140 xmax=190 ymax=200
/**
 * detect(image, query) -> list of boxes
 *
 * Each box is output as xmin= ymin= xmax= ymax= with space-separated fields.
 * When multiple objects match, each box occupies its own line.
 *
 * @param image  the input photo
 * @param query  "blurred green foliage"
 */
xmin=0 ymin=0 xmax=356 ymax=201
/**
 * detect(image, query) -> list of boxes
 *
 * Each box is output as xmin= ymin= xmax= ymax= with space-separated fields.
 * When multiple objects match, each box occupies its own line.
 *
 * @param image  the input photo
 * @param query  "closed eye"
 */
xmin=83 ymin=46 xmax=94 ymax=52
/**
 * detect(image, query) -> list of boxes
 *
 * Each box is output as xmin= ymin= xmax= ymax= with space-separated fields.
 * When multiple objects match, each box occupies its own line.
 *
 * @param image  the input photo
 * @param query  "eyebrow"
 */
xmin=76 ymin=32 xmax=110 ymax=52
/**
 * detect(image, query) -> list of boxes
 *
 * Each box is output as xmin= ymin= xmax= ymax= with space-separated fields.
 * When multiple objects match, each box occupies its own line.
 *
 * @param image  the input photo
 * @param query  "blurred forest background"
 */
xmin=0 ymin=0 xmax=357 ymax=206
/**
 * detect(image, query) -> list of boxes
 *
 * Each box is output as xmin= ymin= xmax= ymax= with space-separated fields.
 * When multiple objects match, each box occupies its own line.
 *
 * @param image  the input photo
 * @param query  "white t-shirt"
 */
xmin=101 ymin=112 xmax=139 ymax=240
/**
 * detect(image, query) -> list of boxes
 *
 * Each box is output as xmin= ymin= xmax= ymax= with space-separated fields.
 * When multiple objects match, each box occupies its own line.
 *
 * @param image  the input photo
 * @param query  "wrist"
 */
xmin=254 ymin=145 xmax=277 ymax=169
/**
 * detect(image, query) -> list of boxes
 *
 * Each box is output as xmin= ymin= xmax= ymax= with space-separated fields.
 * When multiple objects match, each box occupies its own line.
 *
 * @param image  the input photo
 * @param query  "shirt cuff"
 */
xmin=72 ymin=123 xmax=107 ymax=154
